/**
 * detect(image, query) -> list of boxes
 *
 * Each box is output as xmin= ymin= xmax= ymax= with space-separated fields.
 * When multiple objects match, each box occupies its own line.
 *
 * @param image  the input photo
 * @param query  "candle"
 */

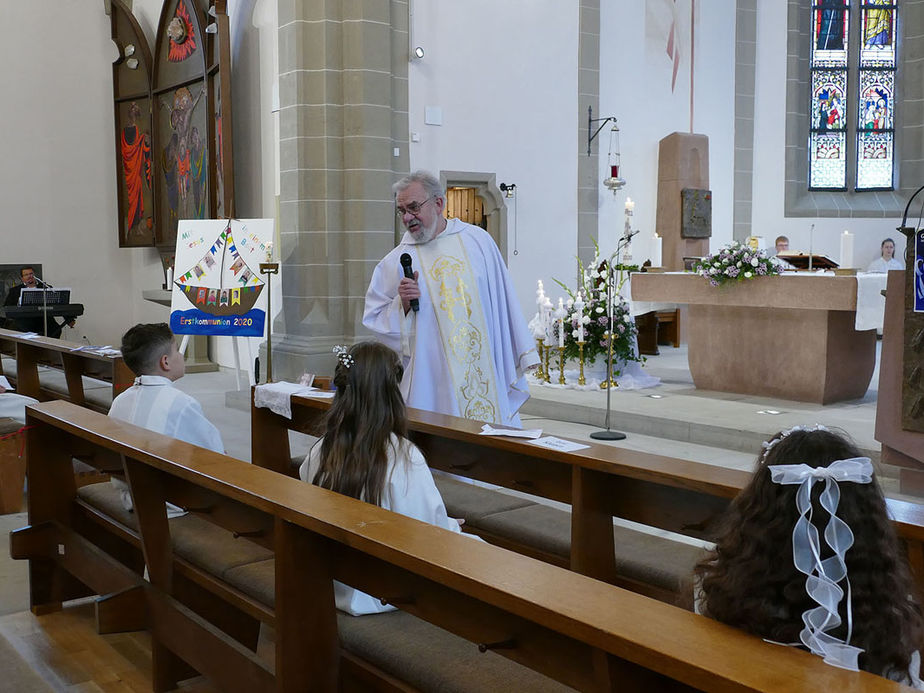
xmin=840 ymin=230 xmax=854 ymax=269
xmin=557 ymin=298 xmax=565 ymax=348
xmin=166 ymin=266 xmax=174 ymax=286
xmin=651 ymin=234 xmax=662 ymax=268
xmin=573 ymin=291 xmax=585 ymax=343
xmin=625 ymin=197 xmax=635 ymax=212
xmin=265 ymin=242 xmax=274 ymax=262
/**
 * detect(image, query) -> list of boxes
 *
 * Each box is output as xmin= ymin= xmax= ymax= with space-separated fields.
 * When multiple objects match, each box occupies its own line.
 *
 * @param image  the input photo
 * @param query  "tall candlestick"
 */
xmin=557 ymin=297 xmax=565 ymax=348
xmin=573 ymin=291 xmax=585 ymax=343
xmin=840 ymin=230 xmax=854 ymax=269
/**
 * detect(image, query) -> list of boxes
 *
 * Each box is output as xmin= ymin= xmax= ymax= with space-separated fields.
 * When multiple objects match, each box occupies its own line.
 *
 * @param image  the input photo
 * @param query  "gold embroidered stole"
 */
xmin=417 ymin=231 xmax=500 ymax=422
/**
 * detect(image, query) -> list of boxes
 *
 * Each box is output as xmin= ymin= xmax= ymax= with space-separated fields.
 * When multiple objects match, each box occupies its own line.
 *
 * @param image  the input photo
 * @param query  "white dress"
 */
xmin=108 ymin=375 xmax=224 ymax=517
xmin=867 ymin=256 xmax=905 ymax=273
xmin=363 ymin=219 xmax=539 ymax=427
xmin=300 ymin=434 xmax=464 ymax=616
xmin=0 ymin=392 xmax=38 ymax=424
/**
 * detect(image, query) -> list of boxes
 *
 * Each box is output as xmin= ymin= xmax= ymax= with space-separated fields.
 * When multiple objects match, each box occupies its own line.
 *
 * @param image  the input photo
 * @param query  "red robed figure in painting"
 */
xmin=121 ymin=101 xmax=151 ymax=233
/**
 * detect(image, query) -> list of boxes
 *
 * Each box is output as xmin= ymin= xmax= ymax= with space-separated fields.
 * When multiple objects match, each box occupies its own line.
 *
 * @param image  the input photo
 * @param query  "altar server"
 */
xmin=301 ymin=341 xmax=466 ymax=616
xmin=363 ymin=170 xmax=538 ymax=427
xmin=694 ymin=426 xmax=924 ymax=687
xmin=109 ymin=323 xmax=223 ymax=516
xmin=868 ymin=238 xmax=905 ymax=273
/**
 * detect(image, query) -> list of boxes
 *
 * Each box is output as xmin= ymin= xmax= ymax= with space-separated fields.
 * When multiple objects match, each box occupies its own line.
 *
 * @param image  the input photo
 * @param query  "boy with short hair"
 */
xmin=110 ymin=323 xmax=223 ymax=516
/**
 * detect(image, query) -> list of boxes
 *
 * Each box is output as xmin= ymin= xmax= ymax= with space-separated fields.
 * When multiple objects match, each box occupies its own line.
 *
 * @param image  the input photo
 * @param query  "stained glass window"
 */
xmin=808 ymin=0 xmax=898 ymax=191
xmin=810 ymin=0 xmax=849 ymax=189
xmin=857 ymin=1 xmax=896 ymax=189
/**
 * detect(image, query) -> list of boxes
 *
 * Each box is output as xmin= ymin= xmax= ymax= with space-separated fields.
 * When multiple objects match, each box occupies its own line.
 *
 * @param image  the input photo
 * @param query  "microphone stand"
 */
xmin=590 ymin=241 xmax=633 ymax=441
xmin=36 ymin=276 xmax=52 ymax=338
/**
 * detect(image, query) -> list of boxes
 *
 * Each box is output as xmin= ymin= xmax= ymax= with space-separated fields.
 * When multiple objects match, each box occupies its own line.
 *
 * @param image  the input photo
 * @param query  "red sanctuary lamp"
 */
xmin=604 ymin=123 xmax=625 ymax=195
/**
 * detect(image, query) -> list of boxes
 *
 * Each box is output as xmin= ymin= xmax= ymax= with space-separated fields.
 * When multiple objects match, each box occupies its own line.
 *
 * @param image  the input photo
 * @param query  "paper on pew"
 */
xmin=479 ymin=423 xmax=542 ymax=439
xmin=303 ymin=389 xmax=335 ymax=399
xmin=18 ymin=333 xmax=41 ymax=340
xmin=528 ymin=436 xmax=590 ymax=452
xmin=0 ymin=375 xmax=12 ymax=391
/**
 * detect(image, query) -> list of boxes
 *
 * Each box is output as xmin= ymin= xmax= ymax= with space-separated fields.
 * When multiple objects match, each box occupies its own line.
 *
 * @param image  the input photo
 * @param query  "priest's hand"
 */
xmin=399 ymin=271 xmax=420 ymax=314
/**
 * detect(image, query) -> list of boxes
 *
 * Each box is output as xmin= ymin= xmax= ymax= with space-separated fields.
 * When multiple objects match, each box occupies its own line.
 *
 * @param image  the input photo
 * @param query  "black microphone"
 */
xmin=399 ymin=253 xmax=419 ymax=312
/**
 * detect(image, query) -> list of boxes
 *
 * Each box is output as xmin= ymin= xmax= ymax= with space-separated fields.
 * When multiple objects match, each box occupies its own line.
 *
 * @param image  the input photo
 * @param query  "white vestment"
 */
xmin=363 ymin=219 xmax=539 ymax=427
xmin=108 ymin=375 xmax=224 ymax=517
xmin=300 ymin=434 xmax=463 ymax=616
xmin=867 ymin=256 xmax=905 ymax=273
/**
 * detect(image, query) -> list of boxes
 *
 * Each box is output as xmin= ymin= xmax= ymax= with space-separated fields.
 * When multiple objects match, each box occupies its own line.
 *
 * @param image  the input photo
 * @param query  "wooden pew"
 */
xmin=252 ymin=392 xmax=924 ymax=601
xmin=11 ymin=400 xmax=912 ymax=692
xmin=0 ymin=328 xmax=132 ymax=413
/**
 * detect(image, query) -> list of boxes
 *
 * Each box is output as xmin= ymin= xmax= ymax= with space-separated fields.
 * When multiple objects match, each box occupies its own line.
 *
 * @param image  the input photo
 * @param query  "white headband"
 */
xmin=762 ymin=424 xmax=830 ymax=458
xmin=768 ymin=457 xmax=874 ymax=671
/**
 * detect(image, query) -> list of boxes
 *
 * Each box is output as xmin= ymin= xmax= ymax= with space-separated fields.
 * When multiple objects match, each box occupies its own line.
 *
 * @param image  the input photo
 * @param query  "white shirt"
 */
xmin=363 ymin=219 xmax=539 ymax=426
xmin=867 ymin=256 xmax=905 ymax=273
xmin=300 ymin=434 xmax=463 ymax=616
xmin=109 ymin=375 xmax=224 ymax=517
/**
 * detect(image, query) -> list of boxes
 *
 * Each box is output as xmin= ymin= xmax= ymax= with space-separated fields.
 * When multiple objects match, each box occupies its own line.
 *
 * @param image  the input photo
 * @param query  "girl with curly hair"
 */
xmin=299 ymin=341 xmax=465 ymax=615
xmin=694 ymin=426 xmax=924 ymax=686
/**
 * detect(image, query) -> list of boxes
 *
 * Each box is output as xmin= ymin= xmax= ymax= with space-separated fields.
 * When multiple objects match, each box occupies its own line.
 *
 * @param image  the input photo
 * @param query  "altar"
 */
xmin=630 ymin=273 xmax=886 ymax=404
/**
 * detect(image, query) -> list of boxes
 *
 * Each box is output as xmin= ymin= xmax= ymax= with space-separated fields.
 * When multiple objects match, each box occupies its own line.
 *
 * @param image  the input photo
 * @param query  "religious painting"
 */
xmin=856 ymin=3 xmax=896 ymax=190
xmin=213 ymin=77 xmax=226 ymax=218
xmin=154 ymin=0 xmax=205 ymax=89
xmin=862 ymin=1 xmax=894 ymax=52
xmin=170 ymin=219 xmax=273 ymax=337
xmin=116 ymin=99 xmax=156 ymax=246
xmin=157 ymin=83 xmax=209 ymax=243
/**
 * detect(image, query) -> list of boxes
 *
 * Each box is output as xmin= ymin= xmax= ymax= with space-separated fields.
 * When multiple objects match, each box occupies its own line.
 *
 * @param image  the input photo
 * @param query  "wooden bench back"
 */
xmin=0 ymin=328 xmax=132 ymax=412
xmin=252 ymin=393 xmax=924 ymax=593
xmin=17 ymin=399 xmax=912 ymax=692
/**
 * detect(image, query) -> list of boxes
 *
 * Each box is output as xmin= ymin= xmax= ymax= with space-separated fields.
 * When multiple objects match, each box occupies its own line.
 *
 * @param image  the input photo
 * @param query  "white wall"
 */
xmin=752 ymin=2 xmax=906 ymax=266
xmin=407 ymin=0 xmax=579 ymax=317
xmin=598 ymin=0 xmax=736 ymax=268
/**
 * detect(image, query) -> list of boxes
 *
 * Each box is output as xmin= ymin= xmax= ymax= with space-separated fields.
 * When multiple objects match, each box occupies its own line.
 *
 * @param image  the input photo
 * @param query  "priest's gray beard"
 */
xmin=408 ymin=216 xmax=440 ymax=244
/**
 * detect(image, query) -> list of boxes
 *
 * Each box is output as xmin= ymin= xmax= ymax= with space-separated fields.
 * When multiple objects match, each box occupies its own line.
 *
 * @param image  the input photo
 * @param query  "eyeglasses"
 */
xmin=396 ymin=196 xmax=435 ymax=217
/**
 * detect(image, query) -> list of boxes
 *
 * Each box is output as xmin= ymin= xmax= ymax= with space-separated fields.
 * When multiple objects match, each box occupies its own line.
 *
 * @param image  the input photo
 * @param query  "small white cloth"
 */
xmin=478 ymin=423 xmax=542 ymax=439
xmin=253 ymin=381 xmax=319 ymax=419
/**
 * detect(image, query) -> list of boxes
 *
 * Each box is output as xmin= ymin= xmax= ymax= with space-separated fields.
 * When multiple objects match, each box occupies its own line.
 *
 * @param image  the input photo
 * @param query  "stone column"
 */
xmin=578 ymin=0 xmax=601 ymax=268
xmin=273 ymin=0 xmax=409 ymax=379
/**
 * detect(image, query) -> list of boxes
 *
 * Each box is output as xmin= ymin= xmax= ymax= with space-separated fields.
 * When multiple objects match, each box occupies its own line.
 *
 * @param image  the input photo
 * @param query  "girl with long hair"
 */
xmin=299 ymin=341 xmax=464 ymax=615
xmin=694 ymin=426 xmax=924 ymax=686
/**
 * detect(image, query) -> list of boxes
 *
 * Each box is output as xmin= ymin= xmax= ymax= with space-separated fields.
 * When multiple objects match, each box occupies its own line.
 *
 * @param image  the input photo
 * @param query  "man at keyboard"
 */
xmin=3 ymin=266 xmax=76 ymax=338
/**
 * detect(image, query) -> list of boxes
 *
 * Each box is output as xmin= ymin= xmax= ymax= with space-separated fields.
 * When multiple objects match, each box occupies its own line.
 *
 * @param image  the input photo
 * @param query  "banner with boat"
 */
xmin=169 ymin=218 xmax=273 ymax=337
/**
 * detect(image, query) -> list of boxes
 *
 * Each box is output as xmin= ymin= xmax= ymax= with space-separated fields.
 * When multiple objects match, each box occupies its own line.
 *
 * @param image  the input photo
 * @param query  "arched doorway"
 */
xmin=439 ymin=171 xmax=509 ymax=262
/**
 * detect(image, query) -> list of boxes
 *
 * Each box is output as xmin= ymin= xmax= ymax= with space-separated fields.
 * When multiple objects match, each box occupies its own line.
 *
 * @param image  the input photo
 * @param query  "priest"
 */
xmin=363 ymin=170 xmax=538 ymax=427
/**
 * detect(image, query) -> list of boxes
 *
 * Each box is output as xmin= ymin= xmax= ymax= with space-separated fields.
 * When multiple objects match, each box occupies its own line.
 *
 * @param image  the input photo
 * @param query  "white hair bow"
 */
xmin=767 ymin=457 xmax=874 ymax=671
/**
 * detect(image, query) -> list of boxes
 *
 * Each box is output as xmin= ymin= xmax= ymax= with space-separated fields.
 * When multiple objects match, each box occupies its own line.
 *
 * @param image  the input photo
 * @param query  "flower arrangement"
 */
xmin=553 ymin=246 xmax=641 ymax=370
xmin=692 ymin=241 xmax=782 ymax=287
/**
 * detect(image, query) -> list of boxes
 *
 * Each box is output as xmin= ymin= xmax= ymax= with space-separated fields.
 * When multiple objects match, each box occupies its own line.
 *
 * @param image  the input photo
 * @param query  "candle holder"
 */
xmin=557 ymin=346 xmax=566 ymax=385
xmin=259 ymin=262 xmax=280 ymax=383
xmin=543 ymin=343 xmax=552 ymax=383
xmin=577 ymin=341 xmax=586 ymax=386
xmin=535 ymin=339 xmax=545 ymax=380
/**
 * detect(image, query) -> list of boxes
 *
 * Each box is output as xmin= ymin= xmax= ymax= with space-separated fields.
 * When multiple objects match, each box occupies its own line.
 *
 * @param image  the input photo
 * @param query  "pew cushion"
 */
xmin=171 ymin=514 xmax=273 ymax=577
xmin=474 ymin=504 xmax=707 ymax=593
xmin=433 ymin=476 xmax=537 ymax=520
xmin=221 ymin=560 xmax=573 ymax=692
xmin=76 ymin=482 xmax=139 ymax=530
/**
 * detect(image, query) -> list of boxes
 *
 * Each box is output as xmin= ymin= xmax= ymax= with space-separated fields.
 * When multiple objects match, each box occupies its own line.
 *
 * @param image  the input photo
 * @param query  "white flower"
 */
xmin=736 ymin=261 xmax=742 ymax=268
xmin=595 ymin=306 xmax=604 ymax=314
xmin=581 ymin=315 xmax=591 ymax=325
xmin=598 ymin=281 xmax=606 ymax=290
xmin=751 ymin=257 xmax=759 ymax=267
xmin=723 ymin=258 xmax=730 ymax=265
xmin=623 ymin=314 xmax=632 ymax=323
xmin=571 ymin=312 xmax=580 ymax=321
xmin=744 ymin=271 xmax=753 ymax=278
xmin=709 ymin=268 xmax=717 ymax=275
xmin=572 ymin=330 xmax=579 ymax=338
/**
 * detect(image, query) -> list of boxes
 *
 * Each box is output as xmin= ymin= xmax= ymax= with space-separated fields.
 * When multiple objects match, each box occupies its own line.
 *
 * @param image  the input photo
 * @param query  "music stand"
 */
xmin=20 ymin=288 xmax=72 ymax=337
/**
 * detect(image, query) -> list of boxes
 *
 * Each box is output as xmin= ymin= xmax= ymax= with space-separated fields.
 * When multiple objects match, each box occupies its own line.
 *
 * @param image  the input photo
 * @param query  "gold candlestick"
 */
xmin=557 ymin=346 xmax=566 ymax=385
xmin=535 ymin=339 xmax=545 ymax=380
xmin=543 ymin=342 xmax=551 ymax=383
xmin=577 ymin=342 xmax=586 ymax=385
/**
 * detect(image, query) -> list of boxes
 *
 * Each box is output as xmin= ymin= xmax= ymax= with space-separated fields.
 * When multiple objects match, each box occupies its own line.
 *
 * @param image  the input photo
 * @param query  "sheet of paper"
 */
xmin=303 ymin=389 xmax=336 ymax=399
xmin=0 ymin=375 xmax=12 ymax=390
xmin=478 ymin=423 xmax=542 ymax=439
xmin=527 ymin=436 xmax=590 ymax=452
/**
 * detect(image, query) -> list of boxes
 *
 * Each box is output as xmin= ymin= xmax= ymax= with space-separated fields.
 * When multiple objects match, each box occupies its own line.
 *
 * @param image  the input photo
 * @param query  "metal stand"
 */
xmin=590 ymin=246 xmax=627 ymax=441
xmin=259 ymin=262 xmax=279 ymax=383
